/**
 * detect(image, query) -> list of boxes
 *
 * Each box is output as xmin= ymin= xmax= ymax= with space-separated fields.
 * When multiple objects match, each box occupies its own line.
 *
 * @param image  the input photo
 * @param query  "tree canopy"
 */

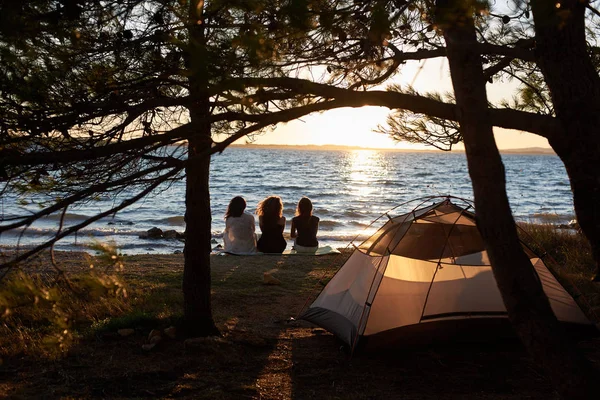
xmin=2 ymin=1 xmax=599 ymax=396
xmin=0 ymin=0 xmax=596 ymax=288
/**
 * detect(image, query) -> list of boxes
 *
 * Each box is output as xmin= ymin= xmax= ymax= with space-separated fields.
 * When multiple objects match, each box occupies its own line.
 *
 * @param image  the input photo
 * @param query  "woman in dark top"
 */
xmin=256 ymin=196 xmax=287 ymax=253
xmin=290 ymin=197 xmax=319 ymax=253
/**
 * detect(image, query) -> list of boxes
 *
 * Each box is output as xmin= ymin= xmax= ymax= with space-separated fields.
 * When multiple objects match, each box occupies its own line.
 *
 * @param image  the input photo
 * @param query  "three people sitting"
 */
xmin=223 ymin=195 xmax=320 ymax=254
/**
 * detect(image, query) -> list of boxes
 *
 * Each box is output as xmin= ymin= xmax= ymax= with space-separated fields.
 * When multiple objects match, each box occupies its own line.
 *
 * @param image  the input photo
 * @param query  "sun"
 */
xmin=251 ymin=106 xmax=426 ymax=150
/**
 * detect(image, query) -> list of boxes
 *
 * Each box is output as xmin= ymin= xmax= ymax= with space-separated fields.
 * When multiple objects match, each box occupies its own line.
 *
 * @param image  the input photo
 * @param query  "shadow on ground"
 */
xmin=289 ymin=332 xmax=571 ymax=400
xmin=2 ymin=251 xmax=599 ymax=399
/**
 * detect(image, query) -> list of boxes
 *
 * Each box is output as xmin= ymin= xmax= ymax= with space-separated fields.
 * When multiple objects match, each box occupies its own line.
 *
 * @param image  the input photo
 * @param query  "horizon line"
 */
xmin=228 ymin=143 xmax=557 ymax=155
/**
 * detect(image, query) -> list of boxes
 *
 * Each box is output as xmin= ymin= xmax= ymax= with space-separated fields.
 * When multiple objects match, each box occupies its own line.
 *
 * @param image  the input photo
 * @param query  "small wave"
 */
xmin=2 ymin=226 xmax=152 ymax=238
xmin=134 ymin=216 xmax=186 ymax=227
xmin=348 ymin=220 xmax=369 ymax=227
xmin=314 ymin=192 xmax=344 ymax=199
xmin=411 ymin=172 xmax=433 ymax=178
xmin=316 ymin=233 xmax=371 ymax=243
xmin=380 ymin=180 xmax=401 ymax=187
xmin=107 ymin=220 xmax=135 ymax=226
xmin=161 ymin=216 xmax=186 ymax=225
xmin=318 ymin=220 xmax=344 ymax=228
xmin=42 ymin=213 xmax=95 ymax=222
xmin=342 ymin=210 xmax=364 ymax=218
xmin=265 ymin=185 xmax=307 ymax=191
xmin=313 ymin=208 xmax=335 ymax=217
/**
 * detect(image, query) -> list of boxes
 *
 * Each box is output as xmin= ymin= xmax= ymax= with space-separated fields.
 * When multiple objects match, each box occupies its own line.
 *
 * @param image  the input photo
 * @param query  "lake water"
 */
xmin=0 ymin=147 xmax=575 ymax=255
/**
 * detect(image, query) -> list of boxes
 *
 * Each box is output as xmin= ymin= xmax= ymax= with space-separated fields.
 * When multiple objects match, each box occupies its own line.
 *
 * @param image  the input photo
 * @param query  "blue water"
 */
xmin=0 ymin=148 xmax=575 ymax=254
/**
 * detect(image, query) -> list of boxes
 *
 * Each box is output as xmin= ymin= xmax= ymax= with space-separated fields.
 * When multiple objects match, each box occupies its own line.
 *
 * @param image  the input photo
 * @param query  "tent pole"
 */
xmin=419 ymin=205 xmax=469 ymax=323
xmin=350 ymin=249 xmax=391 ymax=356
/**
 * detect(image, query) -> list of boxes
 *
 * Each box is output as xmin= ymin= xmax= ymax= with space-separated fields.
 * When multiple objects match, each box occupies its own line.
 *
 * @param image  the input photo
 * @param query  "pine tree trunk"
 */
xmin=181 ymin=0 xmax=219 ymax=337
xmin=183 ymin=134 xmax=219 ymax=337
xmin=531 ymin=0 xmax=600 ymax=279
xmin=437 ymin=1 xmax=597 ymax=397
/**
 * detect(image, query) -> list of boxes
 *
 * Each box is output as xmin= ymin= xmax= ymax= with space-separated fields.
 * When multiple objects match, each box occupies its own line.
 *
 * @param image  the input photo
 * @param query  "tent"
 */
xmin=299 ymin=197 xmax=596 ymax=351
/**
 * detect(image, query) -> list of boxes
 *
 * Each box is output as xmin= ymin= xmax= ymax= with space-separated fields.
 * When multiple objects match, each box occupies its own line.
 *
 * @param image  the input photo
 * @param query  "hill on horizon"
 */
xmin=230 ymin=143 xmax=556 ymax=155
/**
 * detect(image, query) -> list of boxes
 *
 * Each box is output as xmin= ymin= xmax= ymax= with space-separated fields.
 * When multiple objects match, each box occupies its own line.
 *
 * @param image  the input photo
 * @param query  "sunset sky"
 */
xmin=244 ymin=58 xmax=551 ymax=151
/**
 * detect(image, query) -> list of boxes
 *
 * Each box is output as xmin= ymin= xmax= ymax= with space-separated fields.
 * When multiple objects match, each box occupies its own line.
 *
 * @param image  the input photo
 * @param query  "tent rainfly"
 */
xmin=299 ymin=197 xmax=597 ymax=351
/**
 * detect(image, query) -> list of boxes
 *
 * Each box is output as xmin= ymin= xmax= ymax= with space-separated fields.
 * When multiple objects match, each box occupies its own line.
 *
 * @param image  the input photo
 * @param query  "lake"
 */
xmin=0 ymin=147 xmax=574 ymax=254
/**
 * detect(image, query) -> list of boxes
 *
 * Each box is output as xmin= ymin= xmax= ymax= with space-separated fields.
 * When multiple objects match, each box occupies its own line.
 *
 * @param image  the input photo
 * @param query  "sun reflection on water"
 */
xmin=345 ymin=149 xmax=390 ymax=198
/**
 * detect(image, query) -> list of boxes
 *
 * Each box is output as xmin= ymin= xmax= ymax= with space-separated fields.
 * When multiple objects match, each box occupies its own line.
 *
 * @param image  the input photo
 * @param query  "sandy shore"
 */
xmin=0 ymin=249 xmax=349 ymax=276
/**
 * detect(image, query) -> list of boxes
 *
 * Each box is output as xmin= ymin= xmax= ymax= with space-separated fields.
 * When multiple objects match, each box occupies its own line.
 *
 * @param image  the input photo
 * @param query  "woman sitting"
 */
xmin=256 ymin=196 xmax=287 ymax=253
xmin=223 ymin=196 xmax=257 ymax=254
xmin=290 ymin=197 xmax=319 ymax=253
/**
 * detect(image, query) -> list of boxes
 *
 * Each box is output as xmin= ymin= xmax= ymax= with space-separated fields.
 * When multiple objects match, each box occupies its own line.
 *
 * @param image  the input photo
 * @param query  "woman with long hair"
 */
xmin=223 ymin=196 xmax=257 ymax=254
xmin=256 ymin=196 xmax=287 ymax=253
xmin=290 ymin=197 xmax=319 ymax=253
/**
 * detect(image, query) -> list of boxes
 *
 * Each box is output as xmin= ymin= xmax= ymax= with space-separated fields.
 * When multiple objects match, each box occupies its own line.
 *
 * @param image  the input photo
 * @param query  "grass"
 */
xmin=90 ymin=311 xmax=171 ymax=334
xmin=519 ymin=223 xmax=595 ymax=274
xmin=0 ymin=227 xmax=599 ymax=399
xmin=518 ymin=223 xmax=600 ymax=319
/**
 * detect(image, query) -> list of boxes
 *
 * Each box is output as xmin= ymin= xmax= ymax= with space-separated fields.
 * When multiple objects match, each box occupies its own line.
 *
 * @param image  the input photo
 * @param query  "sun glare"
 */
xmin=249 ymin=106 xmax=428 ymax=150
xmin=346 ymin=149 xmax=385 ymax=198
xmin=224 ymin=57 xmax=551 ymax=151
xmin=349 ymin=149 xmax=378 ymax=180
xmin=237 ymin=57 xmax=552 ymax=151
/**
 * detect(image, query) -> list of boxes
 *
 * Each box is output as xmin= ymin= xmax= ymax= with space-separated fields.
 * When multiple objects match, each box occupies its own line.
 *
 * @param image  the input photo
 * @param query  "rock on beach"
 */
xmin=139 ymin=227 xmax=185 ymax=240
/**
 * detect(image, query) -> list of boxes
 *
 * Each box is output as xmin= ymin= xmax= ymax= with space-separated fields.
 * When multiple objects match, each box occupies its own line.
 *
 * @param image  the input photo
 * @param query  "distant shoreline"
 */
xmin=229 ymin=143 xmax=557 ymax=155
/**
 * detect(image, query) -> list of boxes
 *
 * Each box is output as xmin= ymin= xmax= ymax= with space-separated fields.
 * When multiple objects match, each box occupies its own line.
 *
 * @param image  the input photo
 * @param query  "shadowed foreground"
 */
xmin=1 ymin=251 xmax=599 ymax=399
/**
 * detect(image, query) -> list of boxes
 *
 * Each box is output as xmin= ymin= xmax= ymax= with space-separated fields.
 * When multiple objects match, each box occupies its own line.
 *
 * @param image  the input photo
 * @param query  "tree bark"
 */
xmin=183 ymin=129 xmax=219 ymax=337
xmin=531 ymin=0 xmax=600 ymax=280
xmin=182 ymin=0 xmax=219 ymax=337
xmin=437 ymin=1 xmax=597 ymax=398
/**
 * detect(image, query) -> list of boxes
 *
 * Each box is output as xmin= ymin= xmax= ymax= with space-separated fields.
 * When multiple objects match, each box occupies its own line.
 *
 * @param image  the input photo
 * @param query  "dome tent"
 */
xmin=299 ymin=196 xmax=596 ymax=351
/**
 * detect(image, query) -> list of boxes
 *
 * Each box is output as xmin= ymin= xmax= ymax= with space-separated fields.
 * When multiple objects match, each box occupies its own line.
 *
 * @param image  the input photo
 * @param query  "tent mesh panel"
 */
xmin=359 ymin=203 xmax=485 ymax=259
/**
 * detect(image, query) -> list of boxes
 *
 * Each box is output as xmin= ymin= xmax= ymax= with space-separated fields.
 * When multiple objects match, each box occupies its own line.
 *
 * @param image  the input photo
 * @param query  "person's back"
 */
xmin=291 ymin=214 xmax=319 ymax=247
xmin=223 ymin=196 xmax=257 ymax=254
xmin=290 ymin=197 xmax=319 ymax=253
xmin=224 ymin=213 xmax=257 ymax=254
xmin=256 ymin=196 xmax=287 ymax=253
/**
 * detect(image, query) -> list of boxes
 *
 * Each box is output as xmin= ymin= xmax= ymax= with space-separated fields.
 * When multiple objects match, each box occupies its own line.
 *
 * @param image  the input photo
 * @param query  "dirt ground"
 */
xmin=1 ymin=251 xmax=599 ymax=399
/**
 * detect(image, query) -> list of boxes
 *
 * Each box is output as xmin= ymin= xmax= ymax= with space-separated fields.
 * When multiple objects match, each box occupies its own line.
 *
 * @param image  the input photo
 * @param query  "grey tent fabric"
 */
xmin=300 ymin=198 xmax=595 ymax=350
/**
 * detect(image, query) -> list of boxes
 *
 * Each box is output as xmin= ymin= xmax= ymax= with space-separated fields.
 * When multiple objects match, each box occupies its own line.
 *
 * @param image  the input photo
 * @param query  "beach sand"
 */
xmin=2 ymin=250 xmax=600 ymax=399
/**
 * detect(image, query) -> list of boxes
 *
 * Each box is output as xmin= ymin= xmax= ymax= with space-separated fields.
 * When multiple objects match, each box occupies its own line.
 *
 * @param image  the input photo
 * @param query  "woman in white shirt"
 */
xmin=223 ymin=196 xmax=257 ymax=254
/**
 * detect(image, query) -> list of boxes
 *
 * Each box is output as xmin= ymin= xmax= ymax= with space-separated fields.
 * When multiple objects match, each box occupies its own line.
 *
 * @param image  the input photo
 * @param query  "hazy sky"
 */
xmin=246 ymin=57 xmax=551 ymax=150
